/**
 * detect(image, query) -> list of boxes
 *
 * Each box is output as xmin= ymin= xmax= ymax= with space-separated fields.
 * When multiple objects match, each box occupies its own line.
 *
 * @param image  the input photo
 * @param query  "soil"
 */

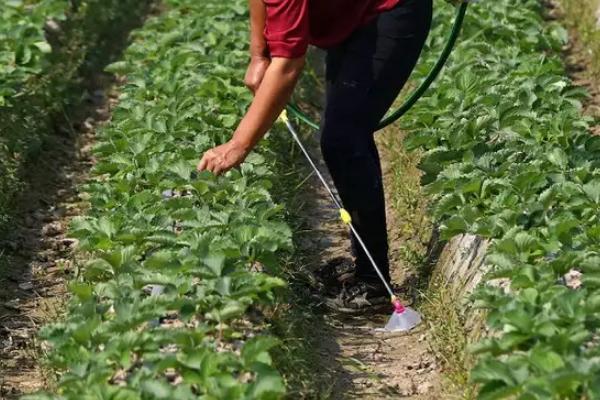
xmin=290 ymin=3 xmax=600 ymax=398
xmin=548 ymin=0 xmax=600 ymax=133
xmin=293 ymin=129 xmax=442 ymax=399
xmin=0 ymin=75 xmax=117 ymax=399
xmin=563 ymin=39 xmax=600 ymax=132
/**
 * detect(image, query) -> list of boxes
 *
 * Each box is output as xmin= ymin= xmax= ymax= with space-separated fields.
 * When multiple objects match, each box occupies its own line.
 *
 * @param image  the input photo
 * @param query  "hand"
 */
xmin=244 ymin=56 xmax=270 ymax=94
xmin=197 ymin=139 xmax=251 ymax=176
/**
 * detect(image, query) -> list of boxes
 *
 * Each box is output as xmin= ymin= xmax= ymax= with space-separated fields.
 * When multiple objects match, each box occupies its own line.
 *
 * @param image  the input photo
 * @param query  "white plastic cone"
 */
xmin=384 ymin=302 xmax=422 ymax=332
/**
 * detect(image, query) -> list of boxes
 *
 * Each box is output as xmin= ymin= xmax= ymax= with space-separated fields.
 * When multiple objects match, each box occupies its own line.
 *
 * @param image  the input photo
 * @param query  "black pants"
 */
xmin=320 ymin=0 xmax=432 ymax=283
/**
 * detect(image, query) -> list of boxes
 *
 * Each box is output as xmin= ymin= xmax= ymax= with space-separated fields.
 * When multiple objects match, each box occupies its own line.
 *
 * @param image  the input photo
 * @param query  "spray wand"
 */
xmin=280 ymin=110 xmax=421 ymax=332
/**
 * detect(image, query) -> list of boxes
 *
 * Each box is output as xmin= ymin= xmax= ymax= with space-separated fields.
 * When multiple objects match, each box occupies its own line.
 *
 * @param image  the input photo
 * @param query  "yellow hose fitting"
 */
xmin=279 ymin=109 xmax=289 ymax=124
xmin=340 ymin=208 xmax=352 ymax=225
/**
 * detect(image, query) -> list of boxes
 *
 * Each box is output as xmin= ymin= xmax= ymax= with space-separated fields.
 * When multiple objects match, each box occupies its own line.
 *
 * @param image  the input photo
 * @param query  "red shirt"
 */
xmin=264 ymin=0 xmax=401 ymax=58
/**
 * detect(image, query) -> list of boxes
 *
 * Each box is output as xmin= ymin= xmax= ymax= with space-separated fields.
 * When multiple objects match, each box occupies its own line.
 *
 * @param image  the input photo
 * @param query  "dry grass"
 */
xmin=421 ymin=277 xmax=477 ymax=400
xmin=557 ymin=0 xmax=600 ymax=80
xmin=378 ymin=124 xmax=476 ymax=398
xmin=378 ymin=127 xmax=431 ymax=269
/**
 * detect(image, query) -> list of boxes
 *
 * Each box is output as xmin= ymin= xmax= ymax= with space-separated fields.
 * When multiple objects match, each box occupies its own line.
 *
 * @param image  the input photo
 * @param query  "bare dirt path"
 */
xmin=548 ymin=0 xmax=600 ymax=132
xmin=293 ymin=126 xmax=443 ymax=399
xmin=0 ymin=76 xmax=117 ymax=399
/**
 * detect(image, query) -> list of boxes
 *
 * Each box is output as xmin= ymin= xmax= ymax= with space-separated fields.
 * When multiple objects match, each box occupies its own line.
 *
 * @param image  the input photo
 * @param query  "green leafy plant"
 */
xmin=0 ymin=0 xmax=152 ymax=230
xmin=402 ymin=1 xmax=600 ymax=398
xmin=0 ymin=0 xmax=66 ymax=105
xmin=27 ymin=1 xmax=293 ymax=398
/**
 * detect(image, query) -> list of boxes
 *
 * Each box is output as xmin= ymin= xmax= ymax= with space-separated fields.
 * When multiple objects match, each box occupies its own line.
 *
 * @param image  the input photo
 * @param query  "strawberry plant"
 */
xmin=0 ymin=0 xmax=67 ymax=105
xmin=0 ymin=0 xmax=68 ymax=225
xmin=0 ymin=0 xmax=152 ymax=229
xmin=23 ymin=0 xmax=600 ymax=398
xmin=26 ymin=1 xmax=292 ymax=398
xmin=402 ymin=1 xmax=600 ymax=398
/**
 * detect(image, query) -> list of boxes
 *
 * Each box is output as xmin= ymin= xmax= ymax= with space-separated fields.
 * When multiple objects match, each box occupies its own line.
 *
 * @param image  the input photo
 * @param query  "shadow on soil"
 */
xmin=0 ymin=3 xmax=155 ymax=397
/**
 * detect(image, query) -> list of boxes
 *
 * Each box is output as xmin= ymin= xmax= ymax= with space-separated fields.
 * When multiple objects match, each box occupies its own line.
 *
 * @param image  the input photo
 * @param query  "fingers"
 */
xmin=197 ymin=149 xmax=226 ymax=176
xmin=197 ymin=153 xmax=210 ymax=172
xmin=198 ymin=151 xmax=218 ymax=174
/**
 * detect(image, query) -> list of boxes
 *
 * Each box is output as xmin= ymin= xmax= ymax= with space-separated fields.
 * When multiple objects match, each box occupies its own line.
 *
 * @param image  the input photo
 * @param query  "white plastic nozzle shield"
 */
xmin=384 ymin=307 xmax=422 ymax=332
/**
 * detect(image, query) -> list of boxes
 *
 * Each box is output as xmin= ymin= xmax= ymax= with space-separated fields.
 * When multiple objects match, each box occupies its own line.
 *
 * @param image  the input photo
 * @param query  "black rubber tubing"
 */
xmin=286 ymin=2 xmax=469 ymax=132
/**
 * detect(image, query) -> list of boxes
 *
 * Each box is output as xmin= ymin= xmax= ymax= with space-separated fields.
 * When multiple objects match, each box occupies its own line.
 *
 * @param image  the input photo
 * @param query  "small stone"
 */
xmin=564 ymin=269 xmax=582 ymax=290
xmin=18 ymin=282 xmax=33 ymax=291
xmin=79 ymin=141 xmax=94 ymax=156
xmin=42 ymin=222 xmax=63 ymax=237
xmin=82 ymin=121 xmax=94 ymax=133
xmin=249 ymin=262 xmax=264 ymax=273
xmin=95 ymin=108 xmax=111 ymax=120
xmin=172 ymin=376 xmax=183 ymax=385
xmin=417 ymin=381 xmax=434 ymax=394
xmin=34 ymin=210 xmax=47 ymax=222
xmin=61 ymin=238 xmax=79 ymax=248
xmin=4 ymin=298 xmax=20 ymax=308
xmin=44 ymin=19 xmax=61 ymax=34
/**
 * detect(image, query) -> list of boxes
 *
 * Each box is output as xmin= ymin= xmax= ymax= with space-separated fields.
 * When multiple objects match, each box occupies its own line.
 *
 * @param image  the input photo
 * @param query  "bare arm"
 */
xmin=235 ymin=57 xmax=304 ymax=149
xmin=245 ymin=0 xmax=271 ymax=93
xmin=249 ymin=0 xmax=268 ymax=58
xmin=198 ymin=56 xmax=305 ymax=175
xmin=197 ymin=0 xmax=308 ymax=175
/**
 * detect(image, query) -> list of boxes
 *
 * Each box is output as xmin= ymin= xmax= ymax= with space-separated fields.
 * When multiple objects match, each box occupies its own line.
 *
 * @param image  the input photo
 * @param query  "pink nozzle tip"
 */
xmin=392 ymin=300 xmax=405 ymax=314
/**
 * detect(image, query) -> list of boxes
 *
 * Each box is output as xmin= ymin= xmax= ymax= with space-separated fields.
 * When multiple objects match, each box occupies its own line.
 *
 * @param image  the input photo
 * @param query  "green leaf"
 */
xmin=582 ymin=180 xmax=600 ymax=203
xmin=547 ymin=148 xmax=568 ymax=168
xmin=242 ymin=336 xmax=280 ymax=366
xmin=471 ymin=358 xmax=518 ymax=386
xmin=203 ymin=252 xmax=226 ymax=276
xmin=530 ymin=348 xmax=564 ymax=373
xmin=140 ymin=380 xmax=173 ymax=399
xmin=105 ymin=61 xmax=130 ymax=74
xmin=33 ymin=41 xmax=51 ymax=53
xmin=69 ymin=283 xmax=93 ymax=301
xmin=83 ymin=258 xmax=114 ymax=280
xmin=248 ymin=363 xmax=286 ymax=399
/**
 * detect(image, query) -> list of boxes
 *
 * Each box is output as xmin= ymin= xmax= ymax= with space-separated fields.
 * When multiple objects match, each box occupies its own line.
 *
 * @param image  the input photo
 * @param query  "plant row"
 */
xmin=0 ymin=0 xmax=151 ymax=229
xmin=0 ymin=0 xmax=64 ymax=104
xmin=28 ymin=0 xmax=293 ymax=398
xmin=0 ymin=0 xmax=66 ymax=225
xmin=402 ymin=1 xmax=600 ymax=398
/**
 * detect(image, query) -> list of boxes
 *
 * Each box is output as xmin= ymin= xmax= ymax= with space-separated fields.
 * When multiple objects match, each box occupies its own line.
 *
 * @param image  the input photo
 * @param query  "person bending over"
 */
xmin=198 ymin=0 xmax=433 ymax=313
